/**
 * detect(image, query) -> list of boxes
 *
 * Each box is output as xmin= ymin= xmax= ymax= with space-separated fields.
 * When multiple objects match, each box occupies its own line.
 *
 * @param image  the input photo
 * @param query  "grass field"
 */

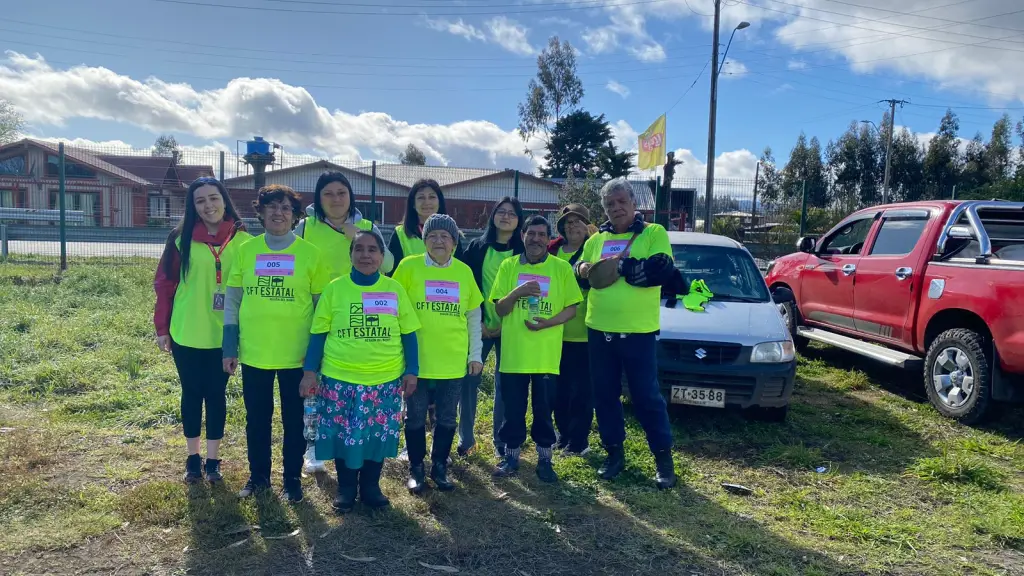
xmin=0 ymin=262 xmax=1022 ymax=576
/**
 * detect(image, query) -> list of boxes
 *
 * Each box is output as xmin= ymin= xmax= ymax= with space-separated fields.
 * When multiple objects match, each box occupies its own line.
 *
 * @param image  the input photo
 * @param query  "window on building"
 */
xmin=148 ymin=194 xmax=171 ymax=222
xmin=46 ymin=155 xmax=97 ymax=179
xmin=354 ymin=201 xmax=384 ymax=224
xmin=0 ymin=189 xmax=14 ymax=208
xmin=0 ymin=155 xmax=26 ymax=176
xmin=869 ymin=218 xmax=928 ymax=256
xmin=49 ymin=190 xmax=100 ymax=226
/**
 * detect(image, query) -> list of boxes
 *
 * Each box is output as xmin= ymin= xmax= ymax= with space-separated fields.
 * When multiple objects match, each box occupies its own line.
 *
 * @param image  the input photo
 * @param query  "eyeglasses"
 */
xmin=494 ymin=209 xmax=517 ymax=218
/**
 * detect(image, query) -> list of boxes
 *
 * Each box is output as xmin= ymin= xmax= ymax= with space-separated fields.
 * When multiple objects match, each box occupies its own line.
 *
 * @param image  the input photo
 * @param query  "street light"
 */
xmin=703 ymin=11 xmax=750 ymax=233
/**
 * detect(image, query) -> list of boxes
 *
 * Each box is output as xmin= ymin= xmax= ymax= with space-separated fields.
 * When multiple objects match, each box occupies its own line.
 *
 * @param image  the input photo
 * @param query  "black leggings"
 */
xmin=240 ymin=365 xmax=305 ymax=482
xmin=171 ymin=344 xmax=229 ymax=440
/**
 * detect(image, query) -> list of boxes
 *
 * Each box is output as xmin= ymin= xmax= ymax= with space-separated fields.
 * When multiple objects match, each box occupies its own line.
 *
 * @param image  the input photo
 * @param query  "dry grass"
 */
xmin=1 ymin=262 xmax=1022 ymax=576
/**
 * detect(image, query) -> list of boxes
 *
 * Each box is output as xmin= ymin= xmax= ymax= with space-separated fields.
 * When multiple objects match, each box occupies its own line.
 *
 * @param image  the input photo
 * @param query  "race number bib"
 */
xmin=516 ymin=273 xmax=550 ymax=298
xmin=255 ymin=254 xmax=296 ymax=276
xmin=363 ymin=292 xmax=399 ymax=316
xmin=425 ymin=280 xmax=460 ymax=303
xmin=601 ymin=240 xmax=630 ymax=259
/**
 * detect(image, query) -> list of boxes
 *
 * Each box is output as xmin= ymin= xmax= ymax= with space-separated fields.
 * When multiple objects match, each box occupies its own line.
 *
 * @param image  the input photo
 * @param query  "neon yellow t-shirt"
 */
xmin=301 ymin=216 xmax=373 ymax=280
xmin=555 ymin=246 xmax=589 ymax=343
xmin=393 ymin=254 xmax=484 ymax=380
xmin=227 ymin=235 xmax=329 ymax=370
xmin=311 ymin=274 xmax=421 ymax=385
xmin=482 ymin=246 xmax=513 ymax=330
xmin=581 ymin=223 xmax=672 ymax=334
xmin=170 ymin=230 xmax=252 ymax=349
xmin=489 ymin=255 xmax=582 ymax=374
xmin=393 ymin=225 xmax=427 ymax=259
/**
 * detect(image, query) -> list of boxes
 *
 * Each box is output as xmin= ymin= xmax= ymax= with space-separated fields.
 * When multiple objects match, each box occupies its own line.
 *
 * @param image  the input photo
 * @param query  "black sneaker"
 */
xmin=238 ymin=477 xmax=269 ymax=498
xmin=598 ymin=445 xmax=626 ymax=481
xmin=204 ymin=459 xmax=223 ymax=483
xmin=456 ymin=444 xmax=475 ymax=458
xmin=283 ymin=477 xmax=304 ymax=504
xmin=184 ymin=454 xmax=203 ymax=484
xmin=535 ymin=459 xmax=558 ymax=483
xmin=492 ymin=456 xmax=519 ymax=478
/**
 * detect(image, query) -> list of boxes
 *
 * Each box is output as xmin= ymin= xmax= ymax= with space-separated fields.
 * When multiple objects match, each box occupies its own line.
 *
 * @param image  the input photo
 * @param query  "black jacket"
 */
xmin=463 ymin=237 xmax=524 ymax=291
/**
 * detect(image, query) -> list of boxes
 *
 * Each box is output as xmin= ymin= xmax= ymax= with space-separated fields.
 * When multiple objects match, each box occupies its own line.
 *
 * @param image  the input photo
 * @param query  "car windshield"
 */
xmin=671 ymin=244 xmax=770 ymax=303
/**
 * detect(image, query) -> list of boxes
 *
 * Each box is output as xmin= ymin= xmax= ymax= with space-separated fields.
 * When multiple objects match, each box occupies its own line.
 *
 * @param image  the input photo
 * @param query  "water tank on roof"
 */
xmin=246 ymin=137 xmax=271 ymax=157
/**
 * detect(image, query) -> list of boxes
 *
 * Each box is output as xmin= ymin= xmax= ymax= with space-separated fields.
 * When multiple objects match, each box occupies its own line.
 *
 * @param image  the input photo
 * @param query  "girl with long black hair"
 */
xmin=457 ymin=196 xmax=524 ymax=458
xmin=154 ymin=177 xmax=250 ymax=484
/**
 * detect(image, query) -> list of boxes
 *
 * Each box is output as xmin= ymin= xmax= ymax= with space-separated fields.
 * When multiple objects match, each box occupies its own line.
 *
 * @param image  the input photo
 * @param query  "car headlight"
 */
xmin=751 ymin=340 xmax=795 ymax=363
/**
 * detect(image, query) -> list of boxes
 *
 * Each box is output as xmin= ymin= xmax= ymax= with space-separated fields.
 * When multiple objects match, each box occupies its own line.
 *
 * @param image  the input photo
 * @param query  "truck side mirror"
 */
xmin=796 ymin=236 xmax=817 ymax=253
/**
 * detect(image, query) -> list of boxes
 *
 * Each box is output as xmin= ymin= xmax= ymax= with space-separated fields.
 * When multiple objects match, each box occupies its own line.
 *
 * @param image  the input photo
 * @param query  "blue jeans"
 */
xmin=458 ymin=338 xmax=504 ymax=453
xmin=588 ymin=330 xmax=672 ymax=453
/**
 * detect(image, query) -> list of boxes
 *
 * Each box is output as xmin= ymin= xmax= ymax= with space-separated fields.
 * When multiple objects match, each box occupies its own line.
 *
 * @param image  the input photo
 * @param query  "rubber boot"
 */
xmin=332 ymin=461 xmax=358 ymax=514
xmin=653 ymin=449 xmax=677 ymax=490
xmin=430 ymin=426 xmax=457 ymax=492
xmin=598 ymin=445 xmax=626 ymax=481
xmin=358 ymin=460 xmax=390 ymax=509
xmin=405 ymin=427 xmax=428 ymax=494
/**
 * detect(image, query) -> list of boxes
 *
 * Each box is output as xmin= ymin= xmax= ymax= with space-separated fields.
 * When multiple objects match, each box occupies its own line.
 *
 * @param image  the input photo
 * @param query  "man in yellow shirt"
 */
xmin=575 ymin=177 xmax=678 ymax=490
xmin=490 ymin=215 xmax=582 ymax=483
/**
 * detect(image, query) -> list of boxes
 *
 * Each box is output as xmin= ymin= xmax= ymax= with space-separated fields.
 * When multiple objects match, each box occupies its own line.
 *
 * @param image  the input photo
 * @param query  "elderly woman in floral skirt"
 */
xmin=300 ymin=230 xmax=421 ymax=513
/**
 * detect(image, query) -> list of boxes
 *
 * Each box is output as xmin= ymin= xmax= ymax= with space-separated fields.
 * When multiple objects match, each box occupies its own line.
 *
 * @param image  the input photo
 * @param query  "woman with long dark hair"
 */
xmin=154 ymin=177 xmax=250 ymax=484
xmin=457 ymin=196 xmax=524 ymax=458
xmin=296 ymin=171 xmax=394 ymax=277
xmin=388 ymin=178 xmax=463 ymax=265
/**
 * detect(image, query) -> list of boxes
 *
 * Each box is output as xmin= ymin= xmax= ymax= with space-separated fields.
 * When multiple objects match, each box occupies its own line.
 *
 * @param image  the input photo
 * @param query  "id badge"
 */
xmin=212 ymin=292 xmax=225 ymax=312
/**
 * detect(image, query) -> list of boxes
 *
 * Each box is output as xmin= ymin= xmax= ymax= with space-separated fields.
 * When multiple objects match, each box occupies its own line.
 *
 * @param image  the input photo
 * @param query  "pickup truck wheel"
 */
xmin=771 ymin=287 xmax=808 ymax=353
xmin=923 ymin=328 xmax=993 ymax=425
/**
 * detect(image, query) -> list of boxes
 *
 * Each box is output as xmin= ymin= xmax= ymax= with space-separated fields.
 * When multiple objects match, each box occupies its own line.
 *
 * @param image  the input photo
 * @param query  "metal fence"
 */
xmin=6 ymin=139 xmax=1005 ymax=268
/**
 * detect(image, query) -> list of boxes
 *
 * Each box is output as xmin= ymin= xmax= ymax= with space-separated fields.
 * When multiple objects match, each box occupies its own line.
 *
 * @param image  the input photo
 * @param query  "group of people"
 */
xmin=154 ymin=170 xmax=679 ymax=513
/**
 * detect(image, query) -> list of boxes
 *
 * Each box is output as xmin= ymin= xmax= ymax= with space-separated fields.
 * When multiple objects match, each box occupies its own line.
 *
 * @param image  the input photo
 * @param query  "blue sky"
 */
xmin=3 ymin=0 xmax=1023 ymax=179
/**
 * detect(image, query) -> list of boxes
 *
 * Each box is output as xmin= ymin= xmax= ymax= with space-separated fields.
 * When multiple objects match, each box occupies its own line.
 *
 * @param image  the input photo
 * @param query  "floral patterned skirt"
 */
xmin=314 ymin=376 xmax=403 ymax=469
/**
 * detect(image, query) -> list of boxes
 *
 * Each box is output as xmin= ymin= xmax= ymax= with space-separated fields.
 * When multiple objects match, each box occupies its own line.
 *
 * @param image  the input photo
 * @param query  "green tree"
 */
xmin=886 ymin=127 xmax=925 ymax=202
xmin=856 ymin=122 xmax=882 ymax=206
xmin=398 ymin=143 xmax=427 ymax=166
xmin=558 ymin=170 xmax=604 ymax=226
xmin=597 ymin=142 xmax=635 ymax=178
xmin=756 ymin=147 xmax=785 ymax=211
xmin=153 ymin=134 xmax=181 ymax=165
xmin=782 ymin=133 xmax=828 ymax=207
xmin=959 ymin=133 xmax=989 ymax=193
xmin=922 ymin=109 xmax=961 ymax=199
xmin=0 ymin=100 xmax=24 ymax=145
xmin=517 ymin=36 xmax=584 ymax=154
xmin=540 ymin=110 xmax=613 ymax=178
xmin=984 ymin=114 xmax=1013 ymax=183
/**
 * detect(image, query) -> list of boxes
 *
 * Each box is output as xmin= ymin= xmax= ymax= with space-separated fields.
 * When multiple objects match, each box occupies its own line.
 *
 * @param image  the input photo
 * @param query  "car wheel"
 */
xmin=771 ymin=287 xmax=808 ymax=353
xmin=745 ymin=405 xmax=789 ymax=422
xmin=923 ymin=328 xmax=993 ymax=425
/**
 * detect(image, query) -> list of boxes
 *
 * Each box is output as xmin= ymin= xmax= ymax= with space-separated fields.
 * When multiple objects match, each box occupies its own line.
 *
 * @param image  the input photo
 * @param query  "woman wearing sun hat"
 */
xmin=393 ymin=214 xmax=483 ymax=494
xmin=547 ymin=203 xmax=597 ymax=456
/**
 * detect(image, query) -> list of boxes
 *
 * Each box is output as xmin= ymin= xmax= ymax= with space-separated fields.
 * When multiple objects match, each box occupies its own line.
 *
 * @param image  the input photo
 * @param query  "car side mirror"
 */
xmin=796 ymin=236 xmax=817 ymax=253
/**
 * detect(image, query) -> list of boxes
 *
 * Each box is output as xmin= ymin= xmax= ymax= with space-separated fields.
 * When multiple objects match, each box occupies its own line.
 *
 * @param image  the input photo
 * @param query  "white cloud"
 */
xmin=605 ymin=80 xmax=631 ymax=99
xmin=424 ymin=18 xmax=485 ymax=42
xmin=787 ymin=60 xmax=808 ymax=70
xmin=672 ymin=148 xmax=760 ymax=181
xmin=628 ymin=43 xmax=667 ymax=63
xmin=0 ymin=52 xmax=542 ymax=170
xmin=721 ymin=59 xmax=748 ymax=79
xmin=485 ymin=16 xmax=537 ymax=56
xmin=610 ymin=120 xmax=639 ymax=152
xmin=582 ymin=6 xmax=666 ymax=62
xmin=424 ymin=16 xmax=536 ymax=56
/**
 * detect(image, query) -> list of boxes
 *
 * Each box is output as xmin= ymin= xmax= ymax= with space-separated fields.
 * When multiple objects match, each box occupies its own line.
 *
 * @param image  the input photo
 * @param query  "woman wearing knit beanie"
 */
xmin=393 ymin=213 xmax=484 ymax=494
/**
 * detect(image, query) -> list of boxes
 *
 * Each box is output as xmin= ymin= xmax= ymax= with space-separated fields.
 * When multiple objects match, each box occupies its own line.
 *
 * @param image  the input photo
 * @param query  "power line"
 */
xmin=665 ymin=58 xmax=711 ymax=114
xmin=770 ymin=0 xmax=985 ymax=40
xmin=737 ymin=0 xmax=1024 ymax=48
xmin=147 ymin=0 xmax=671 ymax=16
xmin=811 ymin=0 xmax=1024 ymax=35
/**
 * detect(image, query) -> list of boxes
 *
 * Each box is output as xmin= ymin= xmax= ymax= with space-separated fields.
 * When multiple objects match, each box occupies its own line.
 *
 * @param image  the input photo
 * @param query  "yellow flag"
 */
xmin=636 ymin=114 xmax=667 ymax=171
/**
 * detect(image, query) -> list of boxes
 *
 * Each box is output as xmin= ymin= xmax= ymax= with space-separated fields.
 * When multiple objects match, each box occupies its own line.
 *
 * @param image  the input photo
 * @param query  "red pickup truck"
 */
xmin=765 ymin=200 xmax=1024 ymax=423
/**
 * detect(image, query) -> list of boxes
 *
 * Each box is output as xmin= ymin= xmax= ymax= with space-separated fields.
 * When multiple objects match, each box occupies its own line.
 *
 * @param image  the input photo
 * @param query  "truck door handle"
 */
xmin=895 ymin=267 xmax=913 ymax=280
xmin=841 ymin=264 xmax=856 ymax=276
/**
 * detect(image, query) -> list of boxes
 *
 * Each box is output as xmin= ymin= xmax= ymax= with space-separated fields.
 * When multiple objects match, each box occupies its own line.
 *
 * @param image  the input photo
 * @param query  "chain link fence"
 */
xmin=8 ymin=138 xmax=1008 ymax=269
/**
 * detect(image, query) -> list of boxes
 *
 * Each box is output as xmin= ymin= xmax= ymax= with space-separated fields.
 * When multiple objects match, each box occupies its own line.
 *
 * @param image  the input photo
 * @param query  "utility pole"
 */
xmin=703 ymin=0 xmax=722 ymax=233
xmin=880 ymin=99 xmax=909 ymax=205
